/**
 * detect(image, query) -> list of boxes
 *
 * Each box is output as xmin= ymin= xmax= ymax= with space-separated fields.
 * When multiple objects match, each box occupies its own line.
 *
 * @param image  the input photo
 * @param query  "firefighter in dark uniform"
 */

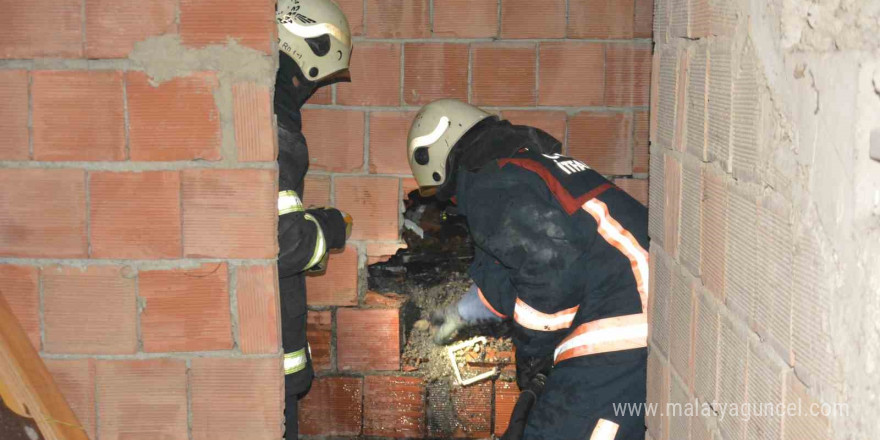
xmin=407 ymin=99 xmax=649 ymax=440
xmin=274 ymin=0 xmax=353 ymax=437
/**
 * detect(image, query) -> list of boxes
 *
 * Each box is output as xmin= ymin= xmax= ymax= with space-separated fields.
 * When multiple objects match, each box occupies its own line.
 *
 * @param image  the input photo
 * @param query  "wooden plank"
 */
xmin=0 ymin=293 xmax=88 ymax=440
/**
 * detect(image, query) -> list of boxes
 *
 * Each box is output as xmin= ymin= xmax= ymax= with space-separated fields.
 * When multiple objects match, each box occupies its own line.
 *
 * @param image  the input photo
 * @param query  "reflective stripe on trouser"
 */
xmin=280 ymin=275 xmax=313 ymax=397
xmin=590 ymin=419 xmax=620 ymax=440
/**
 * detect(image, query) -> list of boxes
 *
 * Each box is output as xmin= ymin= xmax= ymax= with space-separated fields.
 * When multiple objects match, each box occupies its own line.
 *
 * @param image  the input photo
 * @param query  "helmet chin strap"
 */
xmin=275 ymin=53 xmax=320 ymax=130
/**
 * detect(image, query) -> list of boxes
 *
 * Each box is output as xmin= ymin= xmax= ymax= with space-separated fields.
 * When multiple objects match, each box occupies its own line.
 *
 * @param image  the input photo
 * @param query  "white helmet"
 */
xmin=407 ymin=99 xmax=492 ymax=195
xmin=276 ymin=0 xmax=352 ymax=82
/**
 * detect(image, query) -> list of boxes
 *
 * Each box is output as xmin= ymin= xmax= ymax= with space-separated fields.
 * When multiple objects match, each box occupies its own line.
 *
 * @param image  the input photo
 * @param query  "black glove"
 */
xmin=501 ymin=355 xmax=553 ymax=440
xmin=305 ymin=207 xmax=348 ymax=250
xmin=515 ymin=354 xmax=554 ymax=391
xmin=500 ymin=373 xmax=547 ymax=440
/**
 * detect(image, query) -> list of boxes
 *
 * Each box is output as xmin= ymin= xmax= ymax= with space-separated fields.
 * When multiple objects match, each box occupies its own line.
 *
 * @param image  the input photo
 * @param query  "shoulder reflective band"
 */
xmin=283 ymin=348 xmax=307 ymax=375
xmin=278 ymin=190 xmax=304 ymax=215
xmin=513 ymin=298 xmax=578 ymax=331
xmin=302 ymin=213 xmax=327 ymax=270
xmin=553 ymin=313 xmax=648 ymax=363
xmin=590 ymin=419 xmax=620 ymax=440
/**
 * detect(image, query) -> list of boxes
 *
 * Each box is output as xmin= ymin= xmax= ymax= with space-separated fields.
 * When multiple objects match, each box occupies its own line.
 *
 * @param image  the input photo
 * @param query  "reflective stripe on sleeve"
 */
xmin=278 ymin=190 xmax=304 ymax=215
xmin=302 ymin=213 xmax=327 ymax=270
xmin=589 ymin=419 xmax=620 ymax=440
xmin=513 ymin=298 xmax=578 ymax=332
xmin=283 ymin=348 xmax=307 ymax=375
xmin=477 ymin=287 xmax=508 ymax=319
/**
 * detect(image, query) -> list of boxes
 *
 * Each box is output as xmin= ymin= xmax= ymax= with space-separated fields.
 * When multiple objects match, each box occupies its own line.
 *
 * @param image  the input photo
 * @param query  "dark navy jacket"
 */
xmin=458 ymin=146 xmax=650 ymax=363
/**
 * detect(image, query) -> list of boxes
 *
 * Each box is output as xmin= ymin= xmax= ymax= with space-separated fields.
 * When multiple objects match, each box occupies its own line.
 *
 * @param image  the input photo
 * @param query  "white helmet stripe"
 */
xmin=410 ymin=116 xmax=450 ymax=150
xmin=282 ymin=21 xmax=350 ymax=47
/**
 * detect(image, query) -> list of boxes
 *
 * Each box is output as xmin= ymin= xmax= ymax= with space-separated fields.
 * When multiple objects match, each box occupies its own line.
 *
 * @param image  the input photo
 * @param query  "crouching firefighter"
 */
xmin=274 ymin=0 xmax=353 ymax=437
xmin=408 ymin=99 xmax=649 ymax=440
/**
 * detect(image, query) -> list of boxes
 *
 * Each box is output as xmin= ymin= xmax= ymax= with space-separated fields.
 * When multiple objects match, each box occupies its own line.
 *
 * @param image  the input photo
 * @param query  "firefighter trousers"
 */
xmin=523 ymin=349 xmax=647 ymax=440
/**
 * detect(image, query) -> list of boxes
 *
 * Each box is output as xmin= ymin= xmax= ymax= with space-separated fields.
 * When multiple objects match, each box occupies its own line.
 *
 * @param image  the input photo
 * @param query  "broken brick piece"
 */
xmin=364 ymin=375 xmax=426 ymax=438
xmin=364 ymin=291 xmax=408 ymax=308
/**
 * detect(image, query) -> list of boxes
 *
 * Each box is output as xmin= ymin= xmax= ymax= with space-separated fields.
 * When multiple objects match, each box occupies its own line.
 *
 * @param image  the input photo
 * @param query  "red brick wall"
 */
xmin=1 ymin=0 xmax=652 ymax=437
xmin=0 ymin=1 xmax=282 ymax=438
xmin=300 ymin=0 xmax=652 ymax=437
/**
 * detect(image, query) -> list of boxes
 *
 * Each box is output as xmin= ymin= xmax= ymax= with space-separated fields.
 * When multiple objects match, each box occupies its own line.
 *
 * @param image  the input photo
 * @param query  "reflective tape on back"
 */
xmin=582 ymin=198 xmax=649 ymax=311
xmin=283 ymin=348 xmax=307 ymax=375
xmin=550 ymin=198 xmax=651 ymax=364
xmin=278 ymin=190 xmax=304 ymax=215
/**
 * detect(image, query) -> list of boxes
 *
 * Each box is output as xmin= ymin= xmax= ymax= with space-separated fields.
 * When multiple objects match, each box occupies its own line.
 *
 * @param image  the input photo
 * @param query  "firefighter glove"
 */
xmin=304 ymin=207 xmax=349 ymax=251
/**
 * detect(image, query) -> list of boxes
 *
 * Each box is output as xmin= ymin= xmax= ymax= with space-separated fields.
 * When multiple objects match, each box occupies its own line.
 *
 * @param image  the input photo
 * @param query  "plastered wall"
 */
xmin=647 ymin=0 xmax=880 ymax=438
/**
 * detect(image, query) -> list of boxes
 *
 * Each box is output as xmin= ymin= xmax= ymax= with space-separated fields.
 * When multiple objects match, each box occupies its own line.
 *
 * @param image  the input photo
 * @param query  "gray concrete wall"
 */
xmin=647 ymin=0 xmax=880 ymax=438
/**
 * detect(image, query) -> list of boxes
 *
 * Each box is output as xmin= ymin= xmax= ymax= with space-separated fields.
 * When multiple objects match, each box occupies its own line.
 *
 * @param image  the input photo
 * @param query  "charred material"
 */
xmin=369 ymin=191 xmax=473 ymax=290
xmin=367 ymin=191 xmax=515 ymax=438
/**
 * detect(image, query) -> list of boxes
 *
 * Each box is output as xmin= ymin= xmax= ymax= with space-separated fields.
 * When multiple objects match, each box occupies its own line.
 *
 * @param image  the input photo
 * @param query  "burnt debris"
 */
xmin=368 ymin=190 xmax=473 ymax=291
xmin=366 ymin=191 xmax=515 ymax=438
